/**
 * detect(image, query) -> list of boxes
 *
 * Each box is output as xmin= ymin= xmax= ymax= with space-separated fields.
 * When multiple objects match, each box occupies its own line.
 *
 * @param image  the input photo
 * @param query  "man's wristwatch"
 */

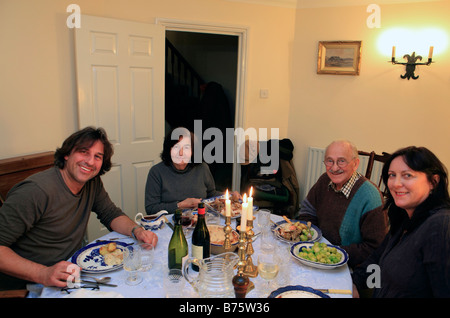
xmin=131 ymin=225 xmax=144 ymax=240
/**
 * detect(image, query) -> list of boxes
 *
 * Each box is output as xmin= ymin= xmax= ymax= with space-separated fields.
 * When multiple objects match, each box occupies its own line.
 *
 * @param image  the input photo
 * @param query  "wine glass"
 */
xmin=257 ymin=209 xmax=271 ymax=233
xmin=257 ymin=250 xmax=281 ymax=297
xmin=258 ymin=209 xmax=275 ymax=251
xmin=123 ymin=245 xmax=143 ymax=285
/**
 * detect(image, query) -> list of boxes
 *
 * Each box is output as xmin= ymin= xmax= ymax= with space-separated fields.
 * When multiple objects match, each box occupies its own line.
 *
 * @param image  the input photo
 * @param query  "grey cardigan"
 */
xmin=145 ymin=162 xmax=222 ymax=215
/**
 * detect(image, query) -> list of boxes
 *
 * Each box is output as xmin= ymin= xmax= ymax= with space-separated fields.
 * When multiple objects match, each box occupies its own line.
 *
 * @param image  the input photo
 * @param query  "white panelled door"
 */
xmin=75 ymin=15 xmax=164 ymax=240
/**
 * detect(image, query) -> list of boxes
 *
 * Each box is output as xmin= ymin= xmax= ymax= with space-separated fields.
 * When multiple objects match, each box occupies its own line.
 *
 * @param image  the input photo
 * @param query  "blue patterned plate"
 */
xmin=269 ymin=285 xmax=330 ymax=298
xmin=290 ymin=242 xmax=349 ymax=270
xmin=203 ymin=195 xmax=258 ymax=219
xmin=271 ymin=220 xmax=322 ymax=244
xmin=71 ymin=241 xmax=129 ymax=274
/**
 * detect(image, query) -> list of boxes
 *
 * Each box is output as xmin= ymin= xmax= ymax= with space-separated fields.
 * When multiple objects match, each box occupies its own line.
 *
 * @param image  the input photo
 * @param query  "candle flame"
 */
xmin=249 ymin=186 xmax=253 ymax=198
xmin=225 ymin=189 xmax=229 ymax=200
xmin=243 ymin=193 xmax=247 ymax=203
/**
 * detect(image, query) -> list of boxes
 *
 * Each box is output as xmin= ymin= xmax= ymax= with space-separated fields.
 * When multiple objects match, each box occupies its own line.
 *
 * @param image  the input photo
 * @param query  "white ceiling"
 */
xmin=225 ymin=0 xmax=444 ymax=9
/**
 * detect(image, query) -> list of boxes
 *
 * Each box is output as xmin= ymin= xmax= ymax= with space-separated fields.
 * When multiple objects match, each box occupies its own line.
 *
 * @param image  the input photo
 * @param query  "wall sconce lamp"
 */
xmin=390 ymin=46 xmax=433 ymax=80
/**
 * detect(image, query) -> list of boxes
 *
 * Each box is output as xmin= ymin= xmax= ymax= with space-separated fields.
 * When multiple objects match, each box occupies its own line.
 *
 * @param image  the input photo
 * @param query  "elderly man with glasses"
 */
xmin=298 ymin=140 xmax=388 ymax=269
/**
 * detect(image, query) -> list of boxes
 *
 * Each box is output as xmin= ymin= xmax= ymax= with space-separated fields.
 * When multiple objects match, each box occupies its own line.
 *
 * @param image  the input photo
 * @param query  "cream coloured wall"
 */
xmin=1 ymin=0 xmax=449 ymax=204
xmin=0 ymin=0 xmax=295 ymax=159
xmin=289 ymin=1 xmax=450 ymax=200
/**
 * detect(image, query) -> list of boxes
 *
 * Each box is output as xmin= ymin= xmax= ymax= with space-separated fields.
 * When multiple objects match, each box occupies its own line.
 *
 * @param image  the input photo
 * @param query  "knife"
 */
xmin=203 ymin=201 xmax=216 ymax=213
xmin=316 ymin=289 xmax=352 ymax=295
xmin=161 ymin=216 xmax=174 ymax=231
xmin=80 ymin=280 xmax=118 ymax=287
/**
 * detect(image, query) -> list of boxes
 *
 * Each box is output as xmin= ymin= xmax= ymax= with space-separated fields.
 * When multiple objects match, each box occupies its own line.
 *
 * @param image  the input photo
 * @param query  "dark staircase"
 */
xmin=165 ymin=39 xmax=234 ymax=191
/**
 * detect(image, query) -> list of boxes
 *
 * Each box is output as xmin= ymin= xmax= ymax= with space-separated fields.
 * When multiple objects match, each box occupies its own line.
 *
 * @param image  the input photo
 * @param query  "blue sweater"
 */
xmin=298 ymin=173 xmax=388 ymax=268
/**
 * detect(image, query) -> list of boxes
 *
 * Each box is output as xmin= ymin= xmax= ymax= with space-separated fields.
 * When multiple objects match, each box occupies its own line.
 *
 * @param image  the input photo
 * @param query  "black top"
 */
xmin=352 ymin=204 xmax=450 ymax=297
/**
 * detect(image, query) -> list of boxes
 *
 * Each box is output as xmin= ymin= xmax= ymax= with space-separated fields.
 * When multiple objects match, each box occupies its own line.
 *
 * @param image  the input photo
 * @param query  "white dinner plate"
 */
xmin=271 ymin=220 xmax=322 ymax=244
xmin=290 ymin=242 xmax=349 ymax=270
xmin=269 ymin=285 xmax=329 ymax=298
xmin=71 ymin=241 xmax=129 ymax=274
xmin=203 ymin=195 xmax=258 ymax=219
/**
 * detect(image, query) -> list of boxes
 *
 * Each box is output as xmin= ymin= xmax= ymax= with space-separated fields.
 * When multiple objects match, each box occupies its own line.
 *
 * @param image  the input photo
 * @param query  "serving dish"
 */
xmin=134 ymin=210 xmax=168 ymax=231
xmin=208 ymin=224 xmax=239 ymax=254
xmin=290 ymin=242 xmax=349 ymax=270
xmin=203 ymin=195 xmax=258 ymax=219
xmin=271 ymin=220 xmax=322 ymax=244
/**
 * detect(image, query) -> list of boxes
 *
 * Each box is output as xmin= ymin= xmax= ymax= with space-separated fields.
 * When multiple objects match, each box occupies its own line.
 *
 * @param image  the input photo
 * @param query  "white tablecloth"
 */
xmin=37 ymin=213 xmax=352 ymax=298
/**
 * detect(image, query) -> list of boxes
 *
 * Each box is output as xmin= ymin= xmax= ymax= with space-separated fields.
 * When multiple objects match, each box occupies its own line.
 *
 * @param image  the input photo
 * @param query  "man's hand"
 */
xmin=0 ymin=246 xmax=80 ymax=288
xmin=38 ymin=261 xmax=80 ymax=287
xmin=110 ymin=215 xmax=159 ymax=247
xmin=134 ymin=227 xmax=158 ymax=247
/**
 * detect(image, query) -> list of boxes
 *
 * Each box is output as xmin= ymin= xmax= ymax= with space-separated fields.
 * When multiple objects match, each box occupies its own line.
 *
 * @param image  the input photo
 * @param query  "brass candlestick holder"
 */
xmin=223 ymin=215 xmax=232 ymax=250
xmin=244 ymin=217 xmax=258 ymax=277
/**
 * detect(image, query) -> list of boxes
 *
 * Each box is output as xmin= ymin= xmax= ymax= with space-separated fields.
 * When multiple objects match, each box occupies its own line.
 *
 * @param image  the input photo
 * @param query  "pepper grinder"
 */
xmin=233 ymin=225 xmax=249 ymax=298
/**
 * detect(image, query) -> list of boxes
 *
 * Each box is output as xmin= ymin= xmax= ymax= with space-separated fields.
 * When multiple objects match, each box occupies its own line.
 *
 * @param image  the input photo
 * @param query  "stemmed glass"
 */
xmin=258 ymin=209 xmax=274 ymax=251
xmin=258 ymin=209 xmax=271 ymax=232
xmin=123 ymin=245 xmax=143 ymax=285
xmin=257 ymin=250 xmax=281 ymax=297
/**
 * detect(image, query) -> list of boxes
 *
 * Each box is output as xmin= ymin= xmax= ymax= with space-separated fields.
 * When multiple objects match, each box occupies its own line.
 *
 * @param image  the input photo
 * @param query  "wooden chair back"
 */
xmin=358 ymin=150 xmax=391 ymax=188
xmin=0 ymin=151 xmax=54 ymax=207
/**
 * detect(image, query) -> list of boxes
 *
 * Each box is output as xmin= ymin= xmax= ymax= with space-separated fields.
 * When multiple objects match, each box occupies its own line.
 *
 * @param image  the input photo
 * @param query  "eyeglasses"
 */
xmin=323 ymin=158 xmax=355 ymax=168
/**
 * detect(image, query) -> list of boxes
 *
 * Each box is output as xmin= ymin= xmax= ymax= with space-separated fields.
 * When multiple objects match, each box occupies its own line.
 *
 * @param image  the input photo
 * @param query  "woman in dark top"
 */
xmin=145 ymin=127 xmax=239 ymax=215
xmin=352 ymin=146 xmax=450 ymax=297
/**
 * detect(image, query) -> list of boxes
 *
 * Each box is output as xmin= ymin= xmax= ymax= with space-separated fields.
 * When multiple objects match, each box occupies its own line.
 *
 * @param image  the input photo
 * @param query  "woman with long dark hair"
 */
xmin=352 ymin=146 xmax=450 ymax=297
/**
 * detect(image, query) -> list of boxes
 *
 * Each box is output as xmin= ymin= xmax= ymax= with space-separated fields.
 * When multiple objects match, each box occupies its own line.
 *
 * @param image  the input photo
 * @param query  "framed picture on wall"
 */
xmin=317 ymin=41 xmax=362 ymax=75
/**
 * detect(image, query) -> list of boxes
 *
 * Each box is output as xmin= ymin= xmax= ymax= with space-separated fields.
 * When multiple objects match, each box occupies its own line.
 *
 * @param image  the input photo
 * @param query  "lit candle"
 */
xmin=225 ymin=189 xmax=231 ymax=217
xmin=241 ymin=194 xmax=247 ymax=232
xmin=392 ymin=46 xmax=396 ymax=59
xmin=247 ymin=187 xmax=253 ymax=221
xmin=428 ymin=46 xmax=434 ymax=60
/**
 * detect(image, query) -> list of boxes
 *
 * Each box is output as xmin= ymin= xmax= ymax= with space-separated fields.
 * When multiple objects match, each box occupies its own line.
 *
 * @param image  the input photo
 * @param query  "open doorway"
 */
xmin=164 ymin=31 xmax=239 ymax=192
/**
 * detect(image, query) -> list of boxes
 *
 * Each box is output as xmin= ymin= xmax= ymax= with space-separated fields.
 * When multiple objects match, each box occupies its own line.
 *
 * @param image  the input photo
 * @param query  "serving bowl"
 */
xmin=290 ymin=242 xmax=348 ymax=270
xmin=208 ymin=224 xmax=239 ymax=254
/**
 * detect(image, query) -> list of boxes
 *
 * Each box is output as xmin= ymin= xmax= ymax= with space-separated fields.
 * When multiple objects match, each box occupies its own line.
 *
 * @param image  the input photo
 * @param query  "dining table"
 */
xmin=31 ymin=211 xmax=353 ymax=299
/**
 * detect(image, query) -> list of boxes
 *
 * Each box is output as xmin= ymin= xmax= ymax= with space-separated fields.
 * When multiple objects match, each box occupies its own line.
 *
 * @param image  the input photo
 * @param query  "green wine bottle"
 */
xmin=191 ymin=202 xmax=210 ymax=272
xmin=168 ymin=209 xmax=189 ymax=270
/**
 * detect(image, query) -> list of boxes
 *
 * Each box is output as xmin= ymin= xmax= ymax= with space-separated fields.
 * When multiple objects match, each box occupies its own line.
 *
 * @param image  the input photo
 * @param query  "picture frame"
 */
xmin=317 ymin=41 xmax=362 ymax=75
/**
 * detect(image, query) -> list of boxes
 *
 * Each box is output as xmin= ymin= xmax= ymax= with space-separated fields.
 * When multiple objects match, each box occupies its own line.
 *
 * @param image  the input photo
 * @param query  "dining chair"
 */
xmin=0 ymin=289 xmax=28 ymax=298
xmin=0 ymin=152 xmax=54 ymax=297
xmin=239 ymin=138 xmax=299 ymax=218
xmin=358 ymin=150 xmax=391 ymax=192
xmin=0 ymin=151 xmax=54 ymax=207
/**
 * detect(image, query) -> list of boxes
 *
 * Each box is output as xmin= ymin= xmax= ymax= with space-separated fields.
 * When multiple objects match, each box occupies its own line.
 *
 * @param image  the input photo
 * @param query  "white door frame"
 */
xmin=155 ymin=18 xmax=248 ymax=192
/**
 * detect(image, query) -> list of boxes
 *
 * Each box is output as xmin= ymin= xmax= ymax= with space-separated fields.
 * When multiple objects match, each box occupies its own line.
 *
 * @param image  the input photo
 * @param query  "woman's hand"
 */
xmin=178 ymin=198 xmax=202 ymax=209
xmin=230 ymin=191 xmax=242 ymax=201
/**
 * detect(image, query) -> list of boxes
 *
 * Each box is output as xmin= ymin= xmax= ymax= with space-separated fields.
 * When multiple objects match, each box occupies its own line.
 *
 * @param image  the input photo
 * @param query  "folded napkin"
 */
xmin=63 ymin=288 xmax=124 ymax=298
